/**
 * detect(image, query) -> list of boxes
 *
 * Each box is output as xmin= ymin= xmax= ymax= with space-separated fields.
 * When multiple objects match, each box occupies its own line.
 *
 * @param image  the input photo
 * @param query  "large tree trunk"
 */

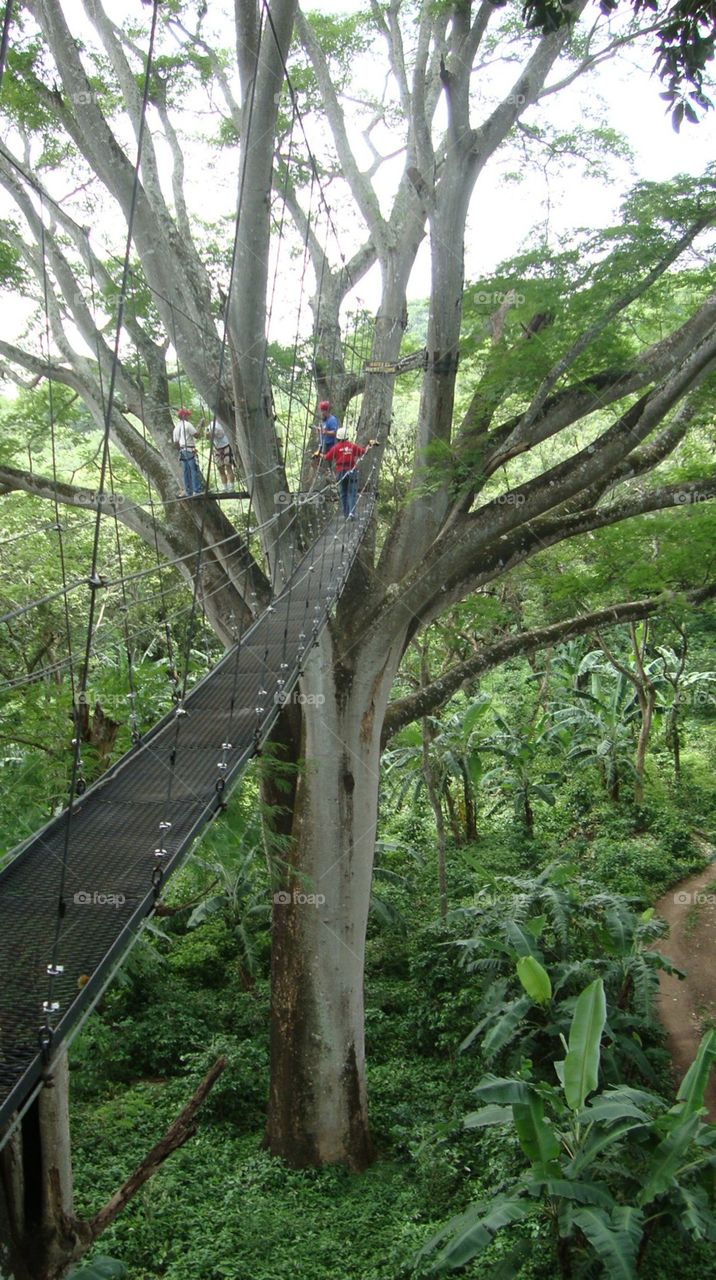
xmin=0 ymin=1053 xmax=75 ymax=1280
xmin=265 ymin=626 xmax=402 ymax=1168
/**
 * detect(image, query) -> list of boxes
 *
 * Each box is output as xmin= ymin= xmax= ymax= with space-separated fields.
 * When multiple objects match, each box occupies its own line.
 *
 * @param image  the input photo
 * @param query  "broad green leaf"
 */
xmin=463 ymin=1104 xmax=513 ymax=1128
xmin=512 ymin=1097 xmax=560 ymax=1166
xmin=531 ymin=783 xmax=555 ymax=804
xmin=187 ymin=894 xmax=225 ymax=927
xmin=524 ymin=914 xmax=547 ymax=938
xmin=432 ymin=1195 xmax=530 ymax=1270
xmin=459 ymin=1023 xmax=483 ymax=1054
xmin=504 ymin=919 xmax=538 ymax=957
xmin=561 ymin=978 xmax=606 ymax=1111
xmin=676 ymin=1029 xmax=716 ymax=1117
xmin=675 ymin=1184 xmax=716 ymax=1242
xmin=516 ymin=955 xmax=552 ymax=1005
xmin=568 ymin=1119 xmax=652 ymax=1177
xmin=637 ymin=1112 xmax=702 ymax=1206
xmin=605 ymin=903 xmax=635 ymax=952
xmin=578 ymin=1096 xmax=651 ymax=1126
xmin=463 ymin=699 xmax=491 ymax=733
xmin=474 ymin=1074 xmax=534 ymax=1106
xmin=482 ymin=995 xmax=532 ymax=1060
xmin=571 ymin=1205 xmax=642 ymax=1280
xmin=526 ymin=1177 xmax=615 ymax=1209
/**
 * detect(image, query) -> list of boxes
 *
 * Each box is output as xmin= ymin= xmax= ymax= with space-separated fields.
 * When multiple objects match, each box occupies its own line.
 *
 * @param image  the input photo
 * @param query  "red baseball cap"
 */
xmin=177 ymin=407 xmax=191 ymax=419
xmin=319 ymin=401 xmax=330 ymax=411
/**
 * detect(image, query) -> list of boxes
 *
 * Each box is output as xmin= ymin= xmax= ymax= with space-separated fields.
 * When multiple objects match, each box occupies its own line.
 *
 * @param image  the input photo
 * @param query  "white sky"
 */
xmin=302 ymin=0 xmax=712 ymax=293
xmin=1 ymin=1 xmax=713 ymax=350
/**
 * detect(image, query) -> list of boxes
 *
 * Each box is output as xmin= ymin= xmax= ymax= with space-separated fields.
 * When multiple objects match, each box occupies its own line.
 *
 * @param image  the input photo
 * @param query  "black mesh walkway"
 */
xmin=0 ymin=505 xmax=368 ymax=1140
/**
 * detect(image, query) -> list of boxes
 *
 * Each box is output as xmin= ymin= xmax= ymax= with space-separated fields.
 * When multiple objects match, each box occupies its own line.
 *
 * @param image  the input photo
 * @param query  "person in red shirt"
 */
xmin=316 ymin=426 xmax=377 ymax=518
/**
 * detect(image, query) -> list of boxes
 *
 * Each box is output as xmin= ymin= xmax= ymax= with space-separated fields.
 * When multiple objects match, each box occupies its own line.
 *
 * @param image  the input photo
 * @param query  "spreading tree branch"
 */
xmin=382 ymin=582 xmax=716 ymax=742
xmin=499 ymin=211 xmax=716 ymax=455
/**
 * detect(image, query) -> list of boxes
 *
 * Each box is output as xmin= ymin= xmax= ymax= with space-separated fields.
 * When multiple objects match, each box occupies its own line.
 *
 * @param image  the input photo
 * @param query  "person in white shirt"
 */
xmin=206 ymin=420 xmax=236 ymax=492
xmin=172 ymin=408 xmax=204 ymax=497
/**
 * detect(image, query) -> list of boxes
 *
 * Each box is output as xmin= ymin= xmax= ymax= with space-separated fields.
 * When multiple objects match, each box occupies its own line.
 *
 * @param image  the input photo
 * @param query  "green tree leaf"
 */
xmin=637 ymin=1112 xmax=703 ymax=1206
xmin=675 ymin=1028 xmax=716 ymax=1116
xmin=571 ymin=1206 xmax=643 ymax=1280
xmin=516 ymin=954 xmax=552 ymax=1004
xmin=429 ymin=1195 xmax=530 ymax=1271
xmin=561 ymin=978 xmax=606 ymax=1110
xmin=512 ymin=1096 xmax=560 ymax=1166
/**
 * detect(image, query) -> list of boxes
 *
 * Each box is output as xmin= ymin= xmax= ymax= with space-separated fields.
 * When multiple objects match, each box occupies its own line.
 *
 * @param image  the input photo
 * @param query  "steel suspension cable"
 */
xmin=42 ymin=0 xmax=162 ymax=1050
xmin=133 ymin=353 xmax=184 ymax=710
xmin=39 ymin=199 xmax=78 ymax=722
xmin=87 ymin=253 xmax=142 ymax=747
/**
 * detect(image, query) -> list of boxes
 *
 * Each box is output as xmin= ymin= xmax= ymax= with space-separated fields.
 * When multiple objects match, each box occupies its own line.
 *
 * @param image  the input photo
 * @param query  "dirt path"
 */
xmin=654 ymin=856 xmax=716 ymax=1120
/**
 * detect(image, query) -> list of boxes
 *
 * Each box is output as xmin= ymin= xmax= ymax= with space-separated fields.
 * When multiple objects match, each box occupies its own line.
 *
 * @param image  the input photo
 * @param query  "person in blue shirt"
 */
xmin=316 ymin=400 xmax=339 ymax=456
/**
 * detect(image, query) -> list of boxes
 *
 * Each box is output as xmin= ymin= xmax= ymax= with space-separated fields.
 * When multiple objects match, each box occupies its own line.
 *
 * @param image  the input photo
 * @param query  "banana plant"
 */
xmin=456 ymin=865 xmax=680 ymax=1085
xmin=382 ymin=696 xmax=490 ymax=843
xmin=551 ymin=661 xmax=638 ymax=803
xmin=480 ymin=711 xmax=561 ymax=838
xmin=419 ymin=973 xmax=716 ymax=1277
xmin=655 ymin=637 xmax=716 ymax=785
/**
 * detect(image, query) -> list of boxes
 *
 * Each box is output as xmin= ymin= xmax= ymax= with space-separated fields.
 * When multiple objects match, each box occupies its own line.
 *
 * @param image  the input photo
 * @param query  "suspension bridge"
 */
xmin=0 ymin=0 xmax=381 ymax=1152
xmin=0 ymin=495 xmax=373 ymax=1142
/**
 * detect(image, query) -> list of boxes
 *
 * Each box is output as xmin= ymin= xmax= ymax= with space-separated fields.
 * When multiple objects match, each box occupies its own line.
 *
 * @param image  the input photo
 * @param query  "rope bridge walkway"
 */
xmin=0 ymin=0 xmax=381 ymax=1152
xmin=0 ymin=500 xmax=371 ymax=1142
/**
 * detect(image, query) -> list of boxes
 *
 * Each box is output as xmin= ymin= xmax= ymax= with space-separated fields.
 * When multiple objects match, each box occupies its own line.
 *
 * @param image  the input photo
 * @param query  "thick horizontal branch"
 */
xmin=423 ymin=476 xmax=716 ymax=633
xmin=531 ymin=475 xmax=716 ymax=549
xmin=0 ymin=464 xmax=181 ymax=561
xmin=559 ymin=398 xmax=696 ymax=514
xmin=382 ymin=581 xmax=716 ymax=743
xmin=469 ymin=289 xmax=716 ymax=485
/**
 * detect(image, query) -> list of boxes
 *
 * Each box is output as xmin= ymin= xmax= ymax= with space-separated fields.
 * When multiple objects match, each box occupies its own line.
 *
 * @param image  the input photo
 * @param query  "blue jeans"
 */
xmin=179 ymin=449 xmax=203 ymax=496
xmin=338 ymin=470 xmax=358 ymax=517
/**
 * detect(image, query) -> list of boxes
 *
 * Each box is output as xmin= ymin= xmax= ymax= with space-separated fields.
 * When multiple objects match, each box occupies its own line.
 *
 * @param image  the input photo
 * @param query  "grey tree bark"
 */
xmin=0 ymin=0 xmax=714 ymax=1187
